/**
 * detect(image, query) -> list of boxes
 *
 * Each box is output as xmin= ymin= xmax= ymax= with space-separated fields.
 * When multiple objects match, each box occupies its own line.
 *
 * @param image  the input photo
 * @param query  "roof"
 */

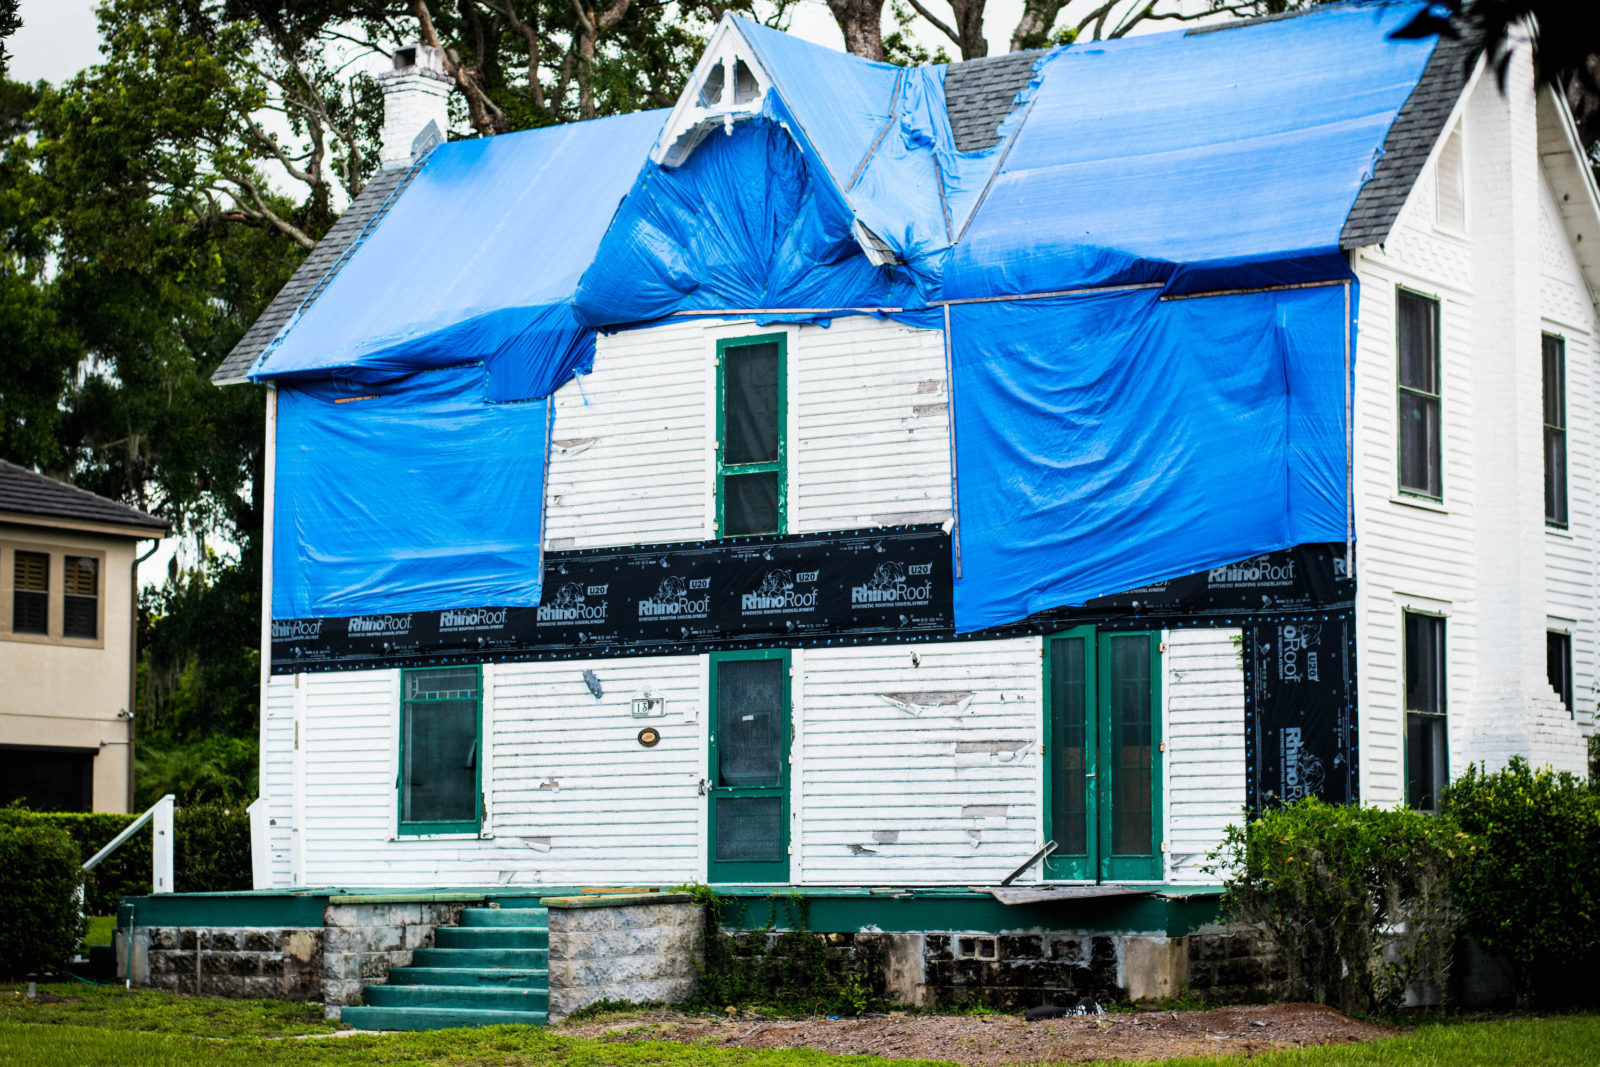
xmin=0 ymin=459 xmax=170 ymax=535
xmin=1341 ymin=29 xmax=1482 ymax=248
xmin=210 ymin=166 xmax=413 ymax=385
xmin=943 ymin=50 xmax=1044 ymax=153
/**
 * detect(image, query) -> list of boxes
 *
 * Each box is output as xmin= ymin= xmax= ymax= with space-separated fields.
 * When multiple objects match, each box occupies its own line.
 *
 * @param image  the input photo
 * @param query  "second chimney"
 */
xmin=379 ymin=44 xmax=452 ymax=169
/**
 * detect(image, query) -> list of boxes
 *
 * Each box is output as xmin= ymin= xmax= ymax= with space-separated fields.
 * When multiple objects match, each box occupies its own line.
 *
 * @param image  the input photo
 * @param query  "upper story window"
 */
xmin=1543 ymin=333 xmax=1568 ymax=527
xmin=1434 ymin=121 xmax=1465 ymax=233
xmin=1397 ymin=290 xmax=1442 ymax=499
xmin=12 ymin=550 xmax=48 ymax=635
xmin=716 ymin=333 xmax=786 ymax=537
xmin=63 ymin=556 xmax=99 ymax=640
xmin=1547 ymin=630 xmax=1573 ymax=717
xmin=1404 ymin=610 xmax=1447 ymax=812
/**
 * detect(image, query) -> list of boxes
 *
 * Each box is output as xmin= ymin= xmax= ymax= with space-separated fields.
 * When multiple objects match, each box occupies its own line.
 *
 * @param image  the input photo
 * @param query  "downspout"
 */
xmin=128 ymin=538 xmax=160 ymax=813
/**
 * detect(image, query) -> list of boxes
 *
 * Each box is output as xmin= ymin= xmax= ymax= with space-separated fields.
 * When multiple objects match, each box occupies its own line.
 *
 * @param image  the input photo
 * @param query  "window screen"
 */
xmin=12 ymin=551 xmax=47 ymax=635
xmin=1047 ymin=637 xmax=1089 ymax=857
xmin=1107 ymin=634 xmax=1153 ymax=855
xmin=716 ymin=658 xmax=784 ymax=787
xmin=1547 ymin=631 xmax=1573 ymax=715
xmin=718 ymin=337 xmax=783 ymax=537
xmin=1397 ymin=291 xmax=1441 ymax=498
xmin=1404 ymin=612 xmax=1447 ymax=811
xmin=63 ymin=556 xmax=98 ymax=639
xmin=715 ymin=796 xmax=783 ymax=861
xmin=1544 ymin=334 xmax=1567 ymax=526
xmin=400 ymin=667 xmax=480 ymax=829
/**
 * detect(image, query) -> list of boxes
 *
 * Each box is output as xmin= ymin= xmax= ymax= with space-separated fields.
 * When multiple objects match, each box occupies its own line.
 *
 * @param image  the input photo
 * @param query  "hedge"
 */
xmin=0 ymin=801 xmax=252 ymax=915
xmin=0 ymin=821 xmax=85 ymax=978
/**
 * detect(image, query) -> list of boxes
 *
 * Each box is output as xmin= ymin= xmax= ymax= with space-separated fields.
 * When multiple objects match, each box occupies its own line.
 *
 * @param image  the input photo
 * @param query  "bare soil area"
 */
xmin=560 ymin=1003 xmax=1392 ymax=1065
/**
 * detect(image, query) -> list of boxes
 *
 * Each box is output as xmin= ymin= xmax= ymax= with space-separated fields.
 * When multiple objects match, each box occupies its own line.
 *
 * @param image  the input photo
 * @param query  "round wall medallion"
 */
xmin=637 ymin=726 xmax=661 ymax=748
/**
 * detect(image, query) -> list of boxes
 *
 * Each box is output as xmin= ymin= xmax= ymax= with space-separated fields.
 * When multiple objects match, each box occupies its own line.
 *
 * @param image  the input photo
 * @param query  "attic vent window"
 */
xmin=733 ymin=60 xmax=759 ymax=105
xmin=1435 ymin=122 xmax=1465 ymax=233
xmin=653 ymin=17 xmax=772 ymax=168
xmin=700 ymin=62 xmax=725 ymax=107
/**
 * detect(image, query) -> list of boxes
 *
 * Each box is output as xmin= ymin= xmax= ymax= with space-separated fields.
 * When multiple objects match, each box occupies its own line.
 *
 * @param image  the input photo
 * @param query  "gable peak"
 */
xmin=654 ymin=16 xmax=774 ymax=167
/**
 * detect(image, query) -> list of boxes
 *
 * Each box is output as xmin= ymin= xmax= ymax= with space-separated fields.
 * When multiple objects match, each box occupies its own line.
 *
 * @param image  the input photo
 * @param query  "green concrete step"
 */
xmin=340 ymin=1005 xmax=547 ymax=1032
xmin=363 ymin=984 xmax=548 ymax=1012
xmin=459 ymin=907 xmax=548 ymax=928
xmin=384 ymin=966 xmax=547 ymax=989
xmin=411 ymin=947 xmax=548 ymax=969
xmin=434 ymin=925 xmax=547 ymax=949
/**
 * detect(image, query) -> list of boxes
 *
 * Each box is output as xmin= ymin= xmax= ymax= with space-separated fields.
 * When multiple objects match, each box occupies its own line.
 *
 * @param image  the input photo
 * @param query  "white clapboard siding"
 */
xmin=792 ymin=317 xmax=951 ymax=531
xmin=1352 ymin=146 xmax=1480 ymax=808
xmin=1163 ymin=628 xmax=1245 ymax=884
xmin=260 ymin=676 xmax=297 ymax=888
xmin=488 ymin=656 xmax=705 ymax=885
xmin=544 ymin=319 xmax=713 ymax=549
xmin=795 ymin=639 xmax=1042 ymax=885
xmin=1536 ymin=168 xmax=1598 ymax=725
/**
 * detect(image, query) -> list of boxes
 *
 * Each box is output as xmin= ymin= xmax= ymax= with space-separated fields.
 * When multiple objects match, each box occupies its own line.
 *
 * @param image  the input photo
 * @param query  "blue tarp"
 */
xmin=250 ymin=109 xmax=667 ymax=397
xmin=261 ymin=3 xmax=1444 ymax=629
xmin=273 ymin=367 xmax=549 ymax=619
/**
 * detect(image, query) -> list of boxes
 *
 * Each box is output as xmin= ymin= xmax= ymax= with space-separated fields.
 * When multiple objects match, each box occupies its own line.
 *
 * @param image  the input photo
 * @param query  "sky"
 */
xmin=6 ymin=0 xmax=1044 ymax=87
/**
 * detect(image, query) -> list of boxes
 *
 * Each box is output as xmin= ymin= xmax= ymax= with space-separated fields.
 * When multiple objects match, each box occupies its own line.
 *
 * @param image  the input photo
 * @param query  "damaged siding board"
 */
xmin=793 ymin=319 xmax=951 ymax=532
xmin=797 ymin=639 xmax=1042 ymax=884
xmin=544 ymin=319 xmax=713 ymax=549
xmin=261 ymin=676 xmax=297 ymax=888
xmin=1163 ymin=628 xmax=1245 ymax=885
xmin=490 ymin=657 xmax=704 ymax=885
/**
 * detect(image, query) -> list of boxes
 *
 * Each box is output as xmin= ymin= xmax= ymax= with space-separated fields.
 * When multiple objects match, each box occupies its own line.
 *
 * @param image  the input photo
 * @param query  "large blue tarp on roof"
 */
xmin=260 ymin=2 xmax=1442 ymax=629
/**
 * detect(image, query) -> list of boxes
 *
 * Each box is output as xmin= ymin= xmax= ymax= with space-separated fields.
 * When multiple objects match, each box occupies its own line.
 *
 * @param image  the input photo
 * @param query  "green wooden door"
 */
xmin=1043 ymin=629 xmax=1163 ymax=882
xmin=707 ymin=649 xmax=791 ymax=883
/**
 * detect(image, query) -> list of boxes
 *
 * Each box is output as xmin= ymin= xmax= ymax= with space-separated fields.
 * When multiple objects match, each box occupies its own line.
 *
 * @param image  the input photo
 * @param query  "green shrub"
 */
xmin=0 ymin=821 xmax=86 ymax=977
xmin=1214 ymin=797 xmax=1459 ymax=1014
xmin=1444 ymin=757 xmax=1600 ymax=1004
xmin=0 ymin=802 xmax=252 ymax=913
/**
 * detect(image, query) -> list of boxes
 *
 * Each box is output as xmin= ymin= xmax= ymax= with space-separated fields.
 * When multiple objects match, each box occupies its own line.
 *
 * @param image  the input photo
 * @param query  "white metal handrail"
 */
xmin=84 ymin=793 xmax=174 ymax=894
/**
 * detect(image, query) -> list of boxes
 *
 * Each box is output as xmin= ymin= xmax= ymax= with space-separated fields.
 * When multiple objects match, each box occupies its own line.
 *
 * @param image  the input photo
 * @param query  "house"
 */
xmin=145 ymin=1 xmax=1597 ymax=1024
xmin=0 ymin=459 xmax=168 ymax=812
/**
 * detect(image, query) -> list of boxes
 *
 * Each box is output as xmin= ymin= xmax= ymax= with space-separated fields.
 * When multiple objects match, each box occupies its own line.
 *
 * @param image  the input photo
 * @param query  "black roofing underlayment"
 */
xmin=0 ymin=459 xmax=169 ymax=532
xmin=942 ymin=50 xmax=1046 ymax=154
xmin=210 ymin=166 xmax=412 ymax=384
xmin=1341 ymin=31 xmax=1482 ymax=249
xmin=215 ymin=31 xmax=1476 ymax=387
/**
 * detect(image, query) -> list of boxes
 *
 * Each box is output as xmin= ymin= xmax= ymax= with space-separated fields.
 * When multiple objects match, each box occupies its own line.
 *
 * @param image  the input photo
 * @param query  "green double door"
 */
xmin=1043 ymin=627 xmax=1164 ymax=882
xmin=706 ymin=649 xmax=791 ymax=883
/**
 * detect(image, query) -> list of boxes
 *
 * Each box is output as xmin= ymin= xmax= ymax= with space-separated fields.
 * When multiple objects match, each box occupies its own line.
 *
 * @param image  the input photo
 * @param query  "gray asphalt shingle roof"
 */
xmin=1341 ymin=30 xmax=1481 ymax=249
xmin=0 ymin=459 xmax=170 ymax=534
xmin=943 ymin=50 xmax=1046 ymax=153
xmin=210 ymin=165 xmax=413 ymax=385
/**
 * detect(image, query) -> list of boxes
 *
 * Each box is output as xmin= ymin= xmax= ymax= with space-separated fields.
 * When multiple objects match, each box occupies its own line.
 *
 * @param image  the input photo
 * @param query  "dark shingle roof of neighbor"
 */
xmin=214 ymin=26 xmax=1475 ymax=383
xmin=0 ymin=459 xmax=170 ymax=534
xmin=209 ymin=165 xmax=413 ymax=385
xmin=943 ymin=50 xmax=1046 ymax=153
xmin=1341 ymin=30 xmax=1482 ymax=249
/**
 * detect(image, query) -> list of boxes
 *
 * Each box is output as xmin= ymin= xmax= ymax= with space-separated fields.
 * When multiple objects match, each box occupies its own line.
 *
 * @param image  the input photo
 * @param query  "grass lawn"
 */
xmin=1 ymin=984 xmax=1597 ymax=1066
xmin=83 ymin=916 xmax=117 ymax=948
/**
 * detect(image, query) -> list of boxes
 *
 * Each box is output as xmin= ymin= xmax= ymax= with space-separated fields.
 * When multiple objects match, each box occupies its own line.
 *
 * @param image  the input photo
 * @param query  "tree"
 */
xmin=0 ymin=0 xmax=18 ymax=78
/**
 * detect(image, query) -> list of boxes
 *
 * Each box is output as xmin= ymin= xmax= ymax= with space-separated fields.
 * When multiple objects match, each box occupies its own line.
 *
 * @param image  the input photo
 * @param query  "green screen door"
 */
xmin=1043 ymin=628 xmax=1162 ymax=882
xmin=707 ymin=649 xmax=791 ymax=883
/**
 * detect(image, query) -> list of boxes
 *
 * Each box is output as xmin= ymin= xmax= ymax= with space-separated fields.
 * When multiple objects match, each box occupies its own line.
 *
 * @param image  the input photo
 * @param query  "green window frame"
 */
xmin=397 ymin=665 xmax=483 ymax=836
xmin=706 ymin=648 xmax=791 ymax=883
xmin=715 ymin=333 xmax=787 ymax=538
xmin=1042 ymin=627 xmax=1164 ymax=883
xmin=1403 ymin=610 xmax=1447 ymax=813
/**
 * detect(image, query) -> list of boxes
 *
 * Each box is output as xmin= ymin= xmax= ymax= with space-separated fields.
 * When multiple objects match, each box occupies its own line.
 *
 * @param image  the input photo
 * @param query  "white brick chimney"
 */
xmin=378 ymin=44 xmax=452 ymax=170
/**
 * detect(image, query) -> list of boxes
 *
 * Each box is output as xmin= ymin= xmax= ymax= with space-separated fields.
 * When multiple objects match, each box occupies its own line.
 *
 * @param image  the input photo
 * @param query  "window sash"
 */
xmin=1543 ymin=335 xmax=1567 ymax=526
xmin=12 ymin=550 xmax=48 ymax=635
xmin=1404 ymin=610 xmax=1447 ymax=812
xmin=1547 ymin=631 xmax=1573 ymax=715
xmin=716 ymin=334 xmax=786 ymax=537
xmin=398 ymin=666 xmax=482 ymax=834
xmin=63 ymin=556 xmax=98 ymax=639
xmin=1397 ymin=291 xmax=1442 ymax=498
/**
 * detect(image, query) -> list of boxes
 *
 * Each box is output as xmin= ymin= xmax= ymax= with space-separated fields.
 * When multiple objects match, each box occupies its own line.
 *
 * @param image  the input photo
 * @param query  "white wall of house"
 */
xmin=1351 ymin=57 xmax=1593 ymax=808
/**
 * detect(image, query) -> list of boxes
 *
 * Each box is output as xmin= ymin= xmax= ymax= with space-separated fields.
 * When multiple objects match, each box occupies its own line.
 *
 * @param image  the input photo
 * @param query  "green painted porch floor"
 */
xmin=339 ymin=906 xmax=549 ymax=1031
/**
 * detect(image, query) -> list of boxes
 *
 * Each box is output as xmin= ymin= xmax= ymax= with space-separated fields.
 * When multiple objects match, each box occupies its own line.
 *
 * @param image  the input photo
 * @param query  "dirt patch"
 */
xmin=560 ymin=1003 xmax=1392 ymax=1065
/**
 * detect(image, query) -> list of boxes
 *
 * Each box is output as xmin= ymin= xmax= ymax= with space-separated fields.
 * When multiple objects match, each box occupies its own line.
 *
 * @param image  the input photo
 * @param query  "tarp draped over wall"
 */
xmin=258 ymin=2 xmax=1441 ymax=630
xmin=273 ymin=367 xmax=549 ymax=619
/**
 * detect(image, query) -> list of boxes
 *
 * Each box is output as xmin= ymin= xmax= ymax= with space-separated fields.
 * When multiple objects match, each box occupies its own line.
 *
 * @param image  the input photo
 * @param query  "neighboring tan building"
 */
xmin=0 ymin=459 xmax=168 ymax=812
